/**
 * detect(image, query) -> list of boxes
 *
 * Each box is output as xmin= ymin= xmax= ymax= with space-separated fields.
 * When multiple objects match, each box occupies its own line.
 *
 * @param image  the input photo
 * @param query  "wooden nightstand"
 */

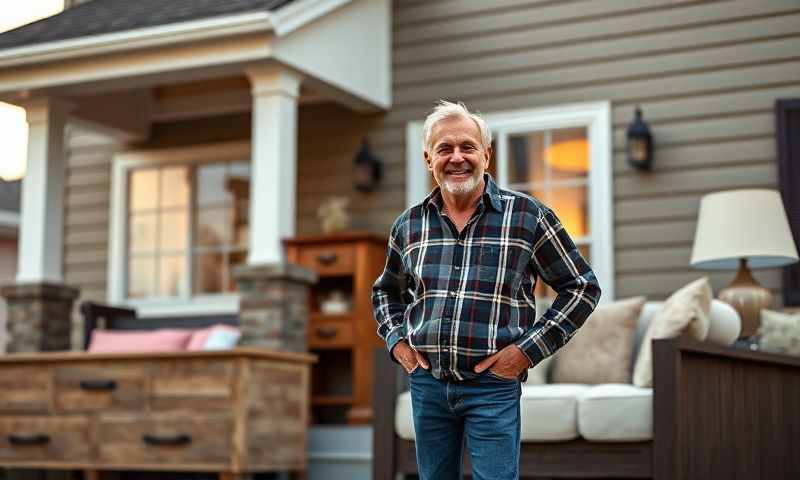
xmin=284 ymin=231 xmax=388 ymax=425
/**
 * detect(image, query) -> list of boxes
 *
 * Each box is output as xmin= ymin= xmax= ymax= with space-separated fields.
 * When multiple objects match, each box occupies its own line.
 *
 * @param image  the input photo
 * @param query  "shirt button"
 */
xmin=454 ymin=265 xmax=461 ymax=270
xmin=450 ymin=291 xmax=457 ymax=297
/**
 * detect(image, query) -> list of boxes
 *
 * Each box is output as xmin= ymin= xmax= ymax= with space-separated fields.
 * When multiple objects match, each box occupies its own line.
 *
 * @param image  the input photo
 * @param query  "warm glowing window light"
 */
xmin=0 ymin=0 xmax=64 ymax=181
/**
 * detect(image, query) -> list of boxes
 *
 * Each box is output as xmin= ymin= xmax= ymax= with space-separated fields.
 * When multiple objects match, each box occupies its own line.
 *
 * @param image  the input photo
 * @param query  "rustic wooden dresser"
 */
xmin=0 ymin=348 xmax=315 ymax=480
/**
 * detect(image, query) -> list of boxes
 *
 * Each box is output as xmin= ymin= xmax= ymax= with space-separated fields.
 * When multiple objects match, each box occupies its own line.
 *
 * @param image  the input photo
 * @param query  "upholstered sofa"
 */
xmin=373 ymin=299 xmax=744 ymax=479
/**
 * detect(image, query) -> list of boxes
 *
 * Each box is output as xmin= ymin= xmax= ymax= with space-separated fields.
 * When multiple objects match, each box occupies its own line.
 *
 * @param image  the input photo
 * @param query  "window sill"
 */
xmin=117 ymin=294 xmax=240 ymax=318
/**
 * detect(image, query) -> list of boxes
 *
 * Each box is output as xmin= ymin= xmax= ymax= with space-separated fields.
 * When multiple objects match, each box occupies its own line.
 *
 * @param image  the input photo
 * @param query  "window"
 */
xmin=109 ymin=141 xmax=251 ymax=316
xmin=406 ymin=101 xmax=614 ymax=302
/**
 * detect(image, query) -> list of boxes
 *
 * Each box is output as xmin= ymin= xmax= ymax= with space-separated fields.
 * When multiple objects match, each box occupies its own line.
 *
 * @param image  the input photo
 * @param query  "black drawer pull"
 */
xmin=79 ymin=379 xmax=117 ymax=391
xmin=8 ymin=434 xmax=50 ymax=446
xmin=315 ymin=252 xmax=338 ymax=265
xmin=315 ymin=327 xmax=339 ymax=339
xmin=142 ymin=433 xmax=192 ymax=446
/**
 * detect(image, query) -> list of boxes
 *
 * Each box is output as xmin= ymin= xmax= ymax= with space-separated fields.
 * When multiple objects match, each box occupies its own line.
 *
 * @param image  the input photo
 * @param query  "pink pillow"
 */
xmin=88 ymin=329 xmax=193 ymax=353
xmin=187 ymin=324 xmax=241 ymax=351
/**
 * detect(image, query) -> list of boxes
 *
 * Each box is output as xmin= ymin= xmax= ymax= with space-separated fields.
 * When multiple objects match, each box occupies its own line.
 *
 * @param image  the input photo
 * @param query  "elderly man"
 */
xmin=372 ymin=100 xmax=602 ymax=480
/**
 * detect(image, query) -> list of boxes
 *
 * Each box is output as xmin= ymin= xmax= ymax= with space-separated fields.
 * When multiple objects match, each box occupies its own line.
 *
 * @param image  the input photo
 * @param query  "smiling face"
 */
xmin=424 ymin=115 xmax=491 ymax=197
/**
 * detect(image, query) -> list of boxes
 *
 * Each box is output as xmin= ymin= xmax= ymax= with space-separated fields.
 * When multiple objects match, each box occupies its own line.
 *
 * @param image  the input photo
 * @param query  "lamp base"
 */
xmin=718 ymin=259 xmax=771 ymax=339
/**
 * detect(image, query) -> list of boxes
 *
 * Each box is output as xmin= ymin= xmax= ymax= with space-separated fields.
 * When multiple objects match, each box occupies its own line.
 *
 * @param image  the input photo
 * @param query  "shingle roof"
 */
xmin=0 ymin=180 xmax=20 ymax=213
xmin=0 ymin=0 xmax=295 ymax=50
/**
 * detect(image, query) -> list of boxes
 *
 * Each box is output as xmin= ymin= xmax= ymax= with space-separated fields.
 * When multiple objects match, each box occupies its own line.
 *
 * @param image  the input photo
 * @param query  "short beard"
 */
xmin=441 ymin=170 xmax=481 ymax=195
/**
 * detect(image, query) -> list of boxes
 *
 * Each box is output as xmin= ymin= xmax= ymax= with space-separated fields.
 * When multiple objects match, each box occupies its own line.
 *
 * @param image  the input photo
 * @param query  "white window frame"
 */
xmin=108 ymin=140 xmax=251 ymax=317
xmin=406 ymin=100 xmax=614 ymax=302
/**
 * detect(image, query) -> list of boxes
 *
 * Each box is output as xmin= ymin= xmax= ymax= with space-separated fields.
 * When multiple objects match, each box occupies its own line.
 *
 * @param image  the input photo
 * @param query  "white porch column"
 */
xmin=245 ymin=65 xmax=302 ymax=265
xmin=16 ymin=98 xmax=71 ymax=284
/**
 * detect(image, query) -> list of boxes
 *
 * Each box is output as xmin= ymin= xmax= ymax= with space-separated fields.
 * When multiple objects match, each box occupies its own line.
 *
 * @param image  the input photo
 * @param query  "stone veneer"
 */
xmin=0 ymin=282 xmax=80 ymax=352
xmin=233 ymin=262 xmax=317 ymax=352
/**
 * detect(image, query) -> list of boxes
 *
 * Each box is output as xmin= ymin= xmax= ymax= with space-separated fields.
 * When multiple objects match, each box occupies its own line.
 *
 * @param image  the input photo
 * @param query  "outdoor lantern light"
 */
xmin=353 ymin=139 xmax=382 ymax=193
xmin=626 ymin=105 xmax=653 ymax=170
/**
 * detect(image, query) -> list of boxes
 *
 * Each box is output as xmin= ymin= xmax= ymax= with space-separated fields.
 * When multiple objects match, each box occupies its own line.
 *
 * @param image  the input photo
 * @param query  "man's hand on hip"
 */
xmin=474 ymin=344 xmax=530 ymax=380
xmin=392 ymin=339 xmax=430 ymax=374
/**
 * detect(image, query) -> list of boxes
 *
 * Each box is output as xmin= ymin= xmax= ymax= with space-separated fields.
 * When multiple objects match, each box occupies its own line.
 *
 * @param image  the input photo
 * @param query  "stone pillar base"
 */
xmin=233 ymin=262 xmax=317 ymax=352
xmin=1 ymin=282 xmax=80 ymax=353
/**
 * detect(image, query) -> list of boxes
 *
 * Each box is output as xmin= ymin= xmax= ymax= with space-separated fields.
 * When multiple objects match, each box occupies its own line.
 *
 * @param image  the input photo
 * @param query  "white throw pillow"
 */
xmin=632 ymin=277 xmax=712 ymax=387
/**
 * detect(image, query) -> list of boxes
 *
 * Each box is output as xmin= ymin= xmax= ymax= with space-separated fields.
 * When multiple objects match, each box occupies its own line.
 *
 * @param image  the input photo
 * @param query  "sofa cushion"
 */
xmin=520 ymin=384 xmax=590 ymax=441
xmin=395 ymin=384 xmax=591 ymax=442
xmin=550 ymin=296 xmax=646 ymax=384
xmin=632 ymin=277 xmax=712 ymax=387
xmin=87 ymin=328 xmax=193 ymax=353
xmin=577 ymin=384 xmax=653 ymax=441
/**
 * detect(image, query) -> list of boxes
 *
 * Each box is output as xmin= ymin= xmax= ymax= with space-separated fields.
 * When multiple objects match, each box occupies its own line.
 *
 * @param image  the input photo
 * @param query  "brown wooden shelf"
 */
xmin=312 ymin=395 xmax=355 ymax=406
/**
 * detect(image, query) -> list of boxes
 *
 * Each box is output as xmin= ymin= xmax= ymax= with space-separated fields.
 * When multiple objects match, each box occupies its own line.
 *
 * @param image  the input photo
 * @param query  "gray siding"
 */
xmin=355 ymin=0 xmax=800 ymax=303
xmin=64 ymin=124 xmax=119 ymax=348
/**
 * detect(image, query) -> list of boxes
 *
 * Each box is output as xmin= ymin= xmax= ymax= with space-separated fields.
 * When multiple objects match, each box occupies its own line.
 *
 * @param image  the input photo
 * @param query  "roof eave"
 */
xmin=0 ymin=10 xmax=275 ymax=69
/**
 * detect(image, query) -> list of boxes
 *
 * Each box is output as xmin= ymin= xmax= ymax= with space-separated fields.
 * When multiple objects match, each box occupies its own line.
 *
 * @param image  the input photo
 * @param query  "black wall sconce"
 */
xmin=353 ymin=138 xmax=383 ymax=193
xmin=626 ymin=105 xmax=653 ymax=170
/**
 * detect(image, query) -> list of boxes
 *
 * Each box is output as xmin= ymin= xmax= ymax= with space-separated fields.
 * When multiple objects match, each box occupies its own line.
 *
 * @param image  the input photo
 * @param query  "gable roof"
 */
xmin=0 ymin=0 xmax=294 ymax=50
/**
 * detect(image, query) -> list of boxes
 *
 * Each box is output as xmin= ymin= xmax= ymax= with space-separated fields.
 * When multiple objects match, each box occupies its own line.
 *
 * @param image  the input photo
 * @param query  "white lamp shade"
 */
xmin=691 ymin=189 xmax=799 ymax=270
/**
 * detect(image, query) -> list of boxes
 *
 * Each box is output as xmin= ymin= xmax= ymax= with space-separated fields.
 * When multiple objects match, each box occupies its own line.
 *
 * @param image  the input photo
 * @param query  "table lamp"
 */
xmin=690 ymin=189 xmax=799 ymax=338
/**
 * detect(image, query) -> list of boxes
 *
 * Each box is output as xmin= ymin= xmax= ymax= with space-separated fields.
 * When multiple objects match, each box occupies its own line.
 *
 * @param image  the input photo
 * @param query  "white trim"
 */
xmin=406 ymin=101 xmax=615 ymax=302
xmin=0 ymin=0 xmax=354 ymax=69
xmin=108 ymin=140 xmax=251 ymax=318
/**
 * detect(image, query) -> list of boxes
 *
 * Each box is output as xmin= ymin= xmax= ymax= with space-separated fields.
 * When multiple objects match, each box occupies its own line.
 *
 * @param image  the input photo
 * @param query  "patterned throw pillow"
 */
xmin=632 ymin=277 xmax=712 ymax=387
xmin=549 ymin=296 xmax=647 ymax=384
xmin=757 ymin=310 xmax=800 ymax=356
xmin=186 ymin=324 xmax=242 ymax=351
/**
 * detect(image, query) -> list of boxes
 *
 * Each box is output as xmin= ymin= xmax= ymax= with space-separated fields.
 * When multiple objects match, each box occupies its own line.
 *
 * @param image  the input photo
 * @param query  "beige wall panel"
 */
xmin=612 ymin=138 xmax=775 ymax=173
xmin=65 ymin=207 xmax=110 ymax=228
xmin=616 ymin=268 xmax=782 ymax=300
xmin=395 ymin=0 xmax=554 ymax=24
xmin=64 ymin=269 xmax=107 ymax=286
xmin=396 ymin=13 xmax=800 ymax=85
xmin=394 ymin=0 xmax=799 ymax=64
xmin=617 ymin=247 xmax=693 ymax=274
xmin=614 ymin=163 xmax=776 ymax=198
xmin=65 ymin=170 xmax=110 ymax=189
xmin=615 ymin=195 xmax=703 ymax=224
xmin=396 ymin=37 xmax=800 ymax=107
xmin=67 ymin=151 xmax=114 ymax=169
xmin=616 ymin=220 xmax=696 ymax=249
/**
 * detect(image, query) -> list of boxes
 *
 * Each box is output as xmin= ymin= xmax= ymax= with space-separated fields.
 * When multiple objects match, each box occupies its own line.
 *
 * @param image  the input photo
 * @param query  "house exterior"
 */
xmin=0 ymin=0 xmax=798 ymax=477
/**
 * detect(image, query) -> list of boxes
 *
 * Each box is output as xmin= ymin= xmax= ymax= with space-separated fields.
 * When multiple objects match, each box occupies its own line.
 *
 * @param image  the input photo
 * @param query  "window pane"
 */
xmin=129 ymin=213 xmax=157 ymax=253
xmin=128 ymin=256 xmax=156 ymax=298
xmin=508 ymin=132 xmax=545 ymax=184
xmin=158 ymin=254 xmax=185 ymax=297
xmin=550 ymin=186 xmax=589 ymax=238
xmin=196 ymin=207 xmax=229 ymax=247
xmin=197 ymin=164 xmax=229 ymax=206
xmin=194 ymin=251 xmax=224 ymax=294
xmin=160 ymin=166 xmax=189 ymax=208
xmin=227 ymin=250 xmax=247 ymax=292
xmin=159 ymin=210 xmax=188 ymax=252
xmin=129 ymin=169 xmax=158 ymax=211
xmin=548 ymin=127 xmax=589 ymax=181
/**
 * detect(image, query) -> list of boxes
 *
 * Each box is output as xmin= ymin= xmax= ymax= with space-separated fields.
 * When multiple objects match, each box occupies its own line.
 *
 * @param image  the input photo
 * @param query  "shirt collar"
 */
xmin=423 ymin=173 xmax=503 ymax=213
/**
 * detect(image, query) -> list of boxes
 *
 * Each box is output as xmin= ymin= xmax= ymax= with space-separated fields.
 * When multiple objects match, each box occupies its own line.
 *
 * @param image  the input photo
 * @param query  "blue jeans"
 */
xmin=408 ymin=365 xmax=522 ymax=480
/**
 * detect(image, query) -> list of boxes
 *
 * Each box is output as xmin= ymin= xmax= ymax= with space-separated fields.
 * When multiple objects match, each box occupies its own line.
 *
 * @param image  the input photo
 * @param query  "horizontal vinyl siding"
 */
xmin=367 ymin=0 xmax=800 ymax=303
xmin=63 ymin=124 xmax=119 ymax=349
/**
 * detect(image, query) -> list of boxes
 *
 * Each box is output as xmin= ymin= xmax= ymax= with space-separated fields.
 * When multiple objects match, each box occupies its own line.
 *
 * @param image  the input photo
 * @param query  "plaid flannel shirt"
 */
xmin=371 ymin=173 xmax=602 ymax=381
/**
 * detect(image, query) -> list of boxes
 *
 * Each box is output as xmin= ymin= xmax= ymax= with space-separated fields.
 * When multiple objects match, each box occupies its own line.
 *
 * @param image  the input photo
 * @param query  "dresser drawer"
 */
xmin=149 ymin=358 xmax=235 ymax=413
xmin=0 ymin=366 xmax=51 ymax=413
xmin=54 ymin=364 xmax=146 ymax=413
xmin=0 ymin=416 xmax=90 ymax=463
xmin=96 ymin=413 xmax=232 ymax=467
xmin=308 ymin=320 xmax=354 ymax=349
xmin=298 ymin=244 xmax=355 ymax=275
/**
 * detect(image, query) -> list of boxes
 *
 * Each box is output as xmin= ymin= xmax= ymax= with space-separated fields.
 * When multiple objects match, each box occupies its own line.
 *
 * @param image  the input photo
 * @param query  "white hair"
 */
xmin=421 ymin=100 xmax=492 ymax=153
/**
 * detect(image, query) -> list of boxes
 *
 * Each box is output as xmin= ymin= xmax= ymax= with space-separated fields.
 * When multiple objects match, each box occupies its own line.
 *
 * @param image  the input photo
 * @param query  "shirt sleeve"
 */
xmin=514 ymin=207 xmax=602 ymax=367
xmin=371 ymin=217 xmax=409 ymax=364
